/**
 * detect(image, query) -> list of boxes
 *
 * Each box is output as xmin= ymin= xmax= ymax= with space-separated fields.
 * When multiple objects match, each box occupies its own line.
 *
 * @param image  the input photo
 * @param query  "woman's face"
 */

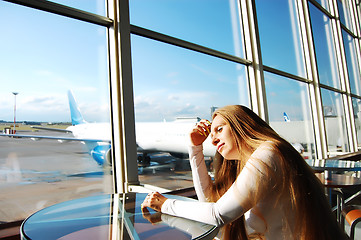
xmin=211 ymin=115 xmax=240 ymax=160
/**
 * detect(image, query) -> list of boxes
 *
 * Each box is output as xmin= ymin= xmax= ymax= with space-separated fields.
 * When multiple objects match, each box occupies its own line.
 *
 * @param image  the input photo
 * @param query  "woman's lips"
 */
xmin=217 ymin=143 xmax=224 ymax=152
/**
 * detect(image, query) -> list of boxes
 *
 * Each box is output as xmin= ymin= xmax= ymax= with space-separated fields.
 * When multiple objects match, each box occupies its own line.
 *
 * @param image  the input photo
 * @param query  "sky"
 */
xmin=0 ymin=0 xmax=336 ymax=123
xmin=0 ymin=0 xmax=109 ymax=123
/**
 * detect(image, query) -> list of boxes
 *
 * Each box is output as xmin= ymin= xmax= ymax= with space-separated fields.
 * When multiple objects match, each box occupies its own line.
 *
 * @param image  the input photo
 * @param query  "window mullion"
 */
xmin=117 ymin=0 xmax=139 ymax=191
xmin=4 ymin=0 xmax=113 ymax=27
xmin=332 ymin=0 xmax=357 ymax=151
xmin=108 ymin=0 xmax=139 ymax=195
xmin=241 ymin=0 xmax=268 ymax=122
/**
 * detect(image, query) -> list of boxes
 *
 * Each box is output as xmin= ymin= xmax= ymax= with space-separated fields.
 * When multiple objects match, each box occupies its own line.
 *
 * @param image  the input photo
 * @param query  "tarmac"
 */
xmin=0 ymin=130 xmax=194 ymax=224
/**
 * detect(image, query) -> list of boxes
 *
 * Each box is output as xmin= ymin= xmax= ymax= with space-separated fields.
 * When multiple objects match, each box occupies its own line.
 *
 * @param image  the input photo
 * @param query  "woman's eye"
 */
xmin=217 ymin=126 xmax=223 ymax=132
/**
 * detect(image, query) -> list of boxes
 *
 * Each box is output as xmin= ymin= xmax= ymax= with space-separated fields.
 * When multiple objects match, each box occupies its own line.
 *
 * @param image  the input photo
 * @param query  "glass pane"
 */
xmin=315 ymin=0 xmax=330 ymax=11
xmin=132 ymin=35 xmax=249 ymax=191
xmin=0 ymin=2 xmax=112 ymax=224
xmin=309 ymin=3 xmax=341 ymax=89
xmin=352 ymin=98 xmax=361 ymax=150
xmin=342 ymin=30 xmax=361 ymax=95
xmin=255 ymin=0 xmax=307 ymax=78
xmin=48 ymin=0 xmax=106 ymax=16
xmin=129 ymin=0 xmax=244 ymax=58
xmin=321 ymin=88 xmax=349 ymax=154
xmin=337 ymin=0 xmax=354 ymax=33
xmin=264 ymin=72 xmax=315 ymax=160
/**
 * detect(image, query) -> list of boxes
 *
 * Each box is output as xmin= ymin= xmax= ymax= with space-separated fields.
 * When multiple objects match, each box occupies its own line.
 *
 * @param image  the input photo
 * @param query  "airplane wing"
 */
xmin=31 ymin=126 xmax=72 ymax=133
xmin=0 ymin=133 xmax=110 ymax=143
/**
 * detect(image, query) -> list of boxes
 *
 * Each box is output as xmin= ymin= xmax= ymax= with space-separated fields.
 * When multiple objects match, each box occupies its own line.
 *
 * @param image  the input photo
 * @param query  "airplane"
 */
xmin=136 ymin=117 xmax=216 ymax=166
xmin=0 ymin=91 xmax=217 ymax=167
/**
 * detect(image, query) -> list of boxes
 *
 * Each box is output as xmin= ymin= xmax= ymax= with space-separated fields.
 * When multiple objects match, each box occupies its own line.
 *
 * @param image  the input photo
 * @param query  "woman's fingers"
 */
xmin=141 ymin=192 xmax=167 ymax=212
xmin=201 ymin=119 xmax=211 ymax=134
xmin=195 ymin=119 xmax=211 ymax=135
xmin=190 ymin=119 xmax=211 ymax=146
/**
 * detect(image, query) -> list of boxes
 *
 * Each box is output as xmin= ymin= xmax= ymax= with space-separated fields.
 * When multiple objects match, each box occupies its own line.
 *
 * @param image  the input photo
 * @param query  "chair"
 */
xmin=332 ymin=188 xmax=344 ymax=223
xmin=341 ymin=205 xmax=361 ymax=240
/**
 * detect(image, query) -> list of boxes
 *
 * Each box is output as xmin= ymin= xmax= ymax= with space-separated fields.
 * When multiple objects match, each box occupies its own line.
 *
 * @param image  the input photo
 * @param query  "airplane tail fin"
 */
xmin=283 ymin=112 xmax=291 ymax=122
xmin=68 ymin=90 xmax=87 ymax=125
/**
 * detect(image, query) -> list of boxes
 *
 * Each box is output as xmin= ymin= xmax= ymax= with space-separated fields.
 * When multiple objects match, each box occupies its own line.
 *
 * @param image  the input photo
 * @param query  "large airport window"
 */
xmin=3 ymin=0 xmax=361 ymax=236
xmin=264 ymin=72 xmax=315 ymax=160
xmin=255 ymin=0 xmax=307 ymax=78
xmin=320 ymin=88 xmax=350 ymax=154
xmin=129 ymin=0 xmax=245 ymax=58
xmin=342 ymin=29 xmax=361 ymax=95
xmin=309 ymin=2 xmax=341 ymax=89
xmin=0 ymin=2 xmax=112 ymax=224
xmin=131 ymin=35 xmax=249 ymax=191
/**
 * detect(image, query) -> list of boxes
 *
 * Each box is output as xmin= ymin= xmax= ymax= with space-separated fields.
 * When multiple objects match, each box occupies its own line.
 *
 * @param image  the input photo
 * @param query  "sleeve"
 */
xmin=160 ymin=214 xmax=214 ymax=238
xmin=161 ymin=143 xmax=280 ymax=227
xmin=188 ymin=145 xmax=213 ymax=202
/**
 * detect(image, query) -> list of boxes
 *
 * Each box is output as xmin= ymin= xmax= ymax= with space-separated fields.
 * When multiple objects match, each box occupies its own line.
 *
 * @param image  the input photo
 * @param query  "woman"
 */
xmin=141 ymin=105 xmax=348 ymax=240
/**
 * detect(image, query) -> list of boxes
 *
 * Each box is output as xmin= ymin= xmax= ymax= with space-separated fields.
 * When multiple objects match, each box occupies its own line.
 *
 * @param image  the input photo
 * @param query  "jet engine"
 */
xmin=91 ymin=144 xmax=112 ymax=166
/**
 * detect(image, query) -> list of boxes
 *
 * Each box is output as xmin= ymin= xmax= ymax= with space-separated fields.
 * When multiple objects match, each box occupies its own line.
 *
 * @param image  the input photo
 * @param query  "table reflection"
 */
xmin=21 ymin=193 xmax=218 ymax=240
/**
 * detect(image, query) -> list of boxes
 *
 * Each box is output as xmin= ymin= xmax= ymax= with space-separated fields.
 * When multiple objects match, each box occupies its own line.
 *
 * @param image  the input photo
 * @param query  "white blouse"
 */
xmin=161 ymin=142 xmax=295 ymax=240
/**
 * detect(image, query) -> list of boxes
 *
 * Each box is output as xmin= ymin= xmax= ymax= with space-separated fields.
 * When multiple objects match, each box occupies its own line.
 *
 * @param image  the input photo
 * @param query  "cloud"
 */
xmin=173 ymin=103 xmax=200 ymax=116
xmin=24 ymin=96 xmax=58 ymax=105
xmin=168 ymin=95 xmax=179 ymax=101
xmin=134 ymin=95 xmax=154 ymax=108
xmin=133 ymin=89 xmax=214 ymax=122
xmin=79 ymin=102 xmax=109 ymax=123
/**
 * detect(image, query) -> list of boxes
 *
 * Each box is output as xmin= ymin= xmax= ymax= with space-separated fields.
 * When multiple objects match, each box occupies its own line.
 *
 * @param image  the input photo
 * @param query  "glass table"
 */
xmin=311 ymin=160 xmax=361 ymax=223
xmin=21 ymin=193 xmax=218 ymax=240
xmin=310 ymin=159 xmax=361 ymax=181
xmin=311 ymin=159 xmax=361 ymax=173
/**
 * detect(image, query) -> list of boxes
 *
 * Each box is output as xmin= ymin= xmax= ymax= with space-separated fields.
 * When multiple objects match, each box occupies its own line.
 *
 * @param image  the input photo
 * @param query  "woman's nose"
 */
xmin=212 ymin=137 xmax=219 ymax=146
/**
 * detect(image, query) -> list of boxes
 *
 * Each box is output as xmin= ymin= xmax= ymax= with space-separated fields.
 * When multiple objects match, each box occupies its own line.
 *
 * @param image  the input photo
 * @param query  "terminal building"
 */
xmin=1 ymin=0 xmax=361 ymax=239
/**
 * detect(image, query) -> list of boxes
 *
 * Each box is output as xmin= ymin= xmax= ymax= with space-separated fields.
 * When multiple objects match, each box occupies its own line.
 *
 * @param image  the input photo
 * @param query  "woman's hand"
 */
xmin=190 ymin=119 xmax=211 ymax=146
xmin=141 ymin=191 xmax=167 ymax=212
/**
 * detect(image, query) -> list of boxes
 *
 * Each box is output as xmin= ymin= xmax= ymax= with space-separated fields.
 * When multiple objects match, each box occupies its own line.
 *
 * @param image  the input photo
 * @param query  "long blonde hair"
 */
xmin=209 ymin=105 xmax=347 ymax=240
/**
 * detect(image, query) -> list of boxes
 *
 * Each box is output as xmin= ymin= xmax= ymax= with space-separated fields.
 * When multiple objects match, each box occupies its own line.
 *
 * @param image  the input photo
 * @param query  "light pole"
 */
xmin=12 ymin=92 xmax=18 ymax=134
